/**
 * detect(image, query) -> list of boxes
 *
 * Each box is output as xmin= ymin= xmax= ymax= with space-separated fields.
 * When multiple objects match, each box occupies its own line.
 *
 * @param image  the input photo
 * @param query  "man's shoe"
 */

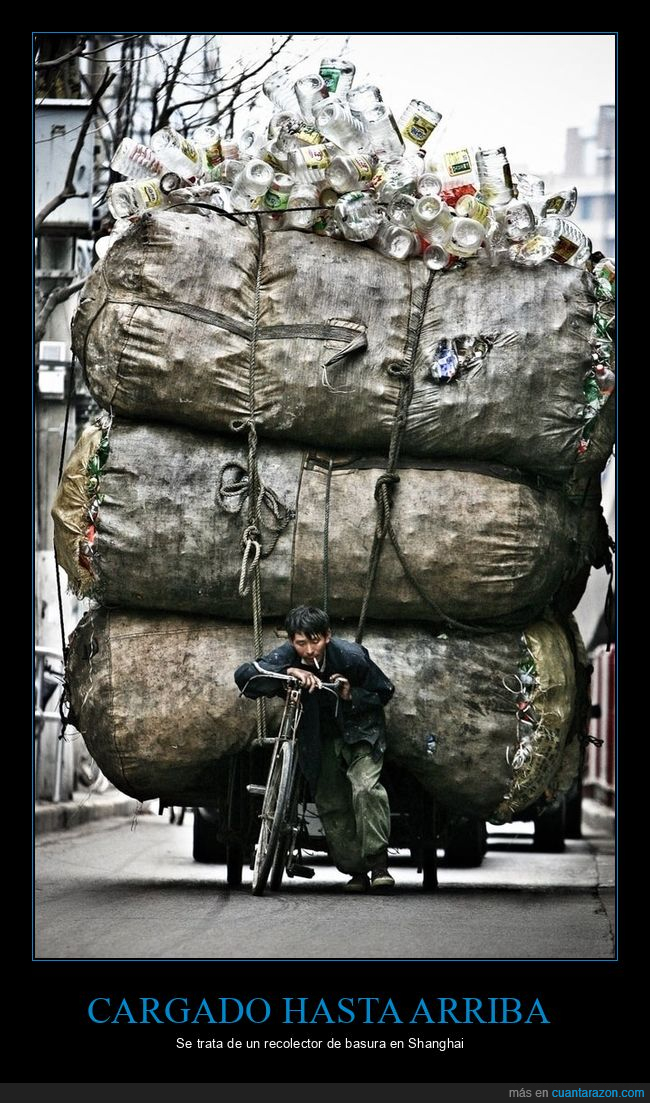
xmin=344 ymin=873 xmax=369 ymax=893
xmin=370 ymin=866 xmax=395 ymax=890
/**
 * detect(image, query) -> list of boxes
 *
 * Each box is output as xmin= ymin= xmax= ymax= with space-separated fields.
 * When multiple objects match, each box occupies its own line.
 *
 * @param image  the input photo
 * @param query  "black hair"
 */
xmin=284 ymin=605 xmax=331 ymax=639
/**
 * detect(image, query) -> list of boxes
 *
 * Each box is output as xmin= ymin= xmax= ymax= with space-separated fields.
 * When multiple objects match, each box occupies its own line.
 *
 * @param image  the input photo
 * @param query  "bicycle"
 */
xmin=240 ymin=668 xmax=342 ymax=896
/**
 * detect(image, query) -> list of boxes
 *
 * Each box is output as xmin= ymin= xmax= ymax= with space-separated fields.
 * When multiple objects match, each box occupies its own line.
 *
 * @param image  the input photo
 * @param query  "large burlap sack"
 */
xmin=71 ymin=207 xmax=612 ymax=483
xmin=66 ymin=608 xmax=578 ymax=821
xmin=52 ymin=419 xmax=604 ymax=627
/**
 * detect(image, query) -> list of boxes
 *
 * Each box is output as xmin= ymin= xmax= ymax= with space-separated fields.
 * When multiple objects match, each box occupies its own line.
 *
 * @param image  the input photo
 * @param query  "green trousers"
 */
xmin=314 ymin=736 xmax=391 ymax=875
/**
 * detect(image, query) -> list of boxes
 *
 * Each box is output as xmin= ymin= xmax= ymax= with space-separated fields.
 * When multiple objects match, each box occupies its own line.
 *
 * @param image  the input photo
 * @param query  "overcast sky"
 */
xmin=219 ymin=33 xmax=616 ymax=176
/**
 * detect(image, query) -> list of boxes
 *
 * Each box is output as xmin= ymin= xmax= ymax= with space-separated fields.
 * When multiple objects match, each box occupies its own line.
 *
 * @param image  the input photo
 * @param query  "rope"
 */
xmin=322 ymin=459 xmax=334 ymax=613
xmin=216 ymin=459 xmax=294 ymax=558
xmin=355 ymin=272 xmax=436 ymax=644
xmin=238 ymin=215 xmax=267 ymax=741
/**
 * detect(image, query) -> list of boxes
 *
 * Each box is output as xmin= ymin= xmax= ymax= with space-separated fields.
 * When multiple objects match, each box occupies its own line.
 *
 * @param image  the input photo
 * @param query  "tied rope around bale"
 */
xmin=237 ymin=215 xmax=267 ymax=740
xmin=216 ymin=458 xmax=295 ymax=563
xmin=353 ymin=273 xmax=511 ymax=642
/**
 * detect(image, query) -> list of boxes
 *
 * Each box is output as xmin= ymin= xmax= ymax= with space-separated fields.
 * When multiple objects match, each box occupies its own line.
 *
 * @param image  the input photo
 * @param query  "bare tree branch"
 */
xmin=35 ymin=36 xmax=88 ymax=70
xmin=151 ymin=34 xmax=295 ymax=122
xmin=35 ymin=278 xmax=86 ymax=344
xmin=157 ymin=35 xmax=192 ymax=131
xmin=35 ymin=70 xmax=115 ymax=234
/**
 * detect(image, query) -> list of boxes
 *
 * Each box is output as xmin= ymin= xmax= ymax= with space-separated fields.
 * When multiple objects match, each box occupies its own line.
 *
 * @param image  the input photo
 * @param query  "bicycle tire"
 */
xmin=251 ymin=740 xmax=293 ymax=896
xmin=269 ymin=757 xmax=302 ymax=891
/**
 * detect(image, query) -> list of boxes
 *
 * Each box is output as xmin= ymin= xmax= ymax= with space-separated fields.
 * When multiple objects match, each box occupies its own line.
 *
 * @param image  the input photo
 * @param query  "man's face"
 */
xmin=291 ymin=630 xmax=331 ymax=667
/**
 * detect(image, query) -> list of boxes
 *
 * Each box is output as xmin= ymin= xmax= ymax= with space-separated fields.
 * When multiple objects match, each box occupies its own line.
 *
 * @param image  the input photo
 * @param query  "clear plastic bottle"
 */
xmin=347 ymin=83 xmax=383 ymax=114
xmin=326 ymin=153 xmax=376 ymax=193
xmin=500 ymin=198 xmax=536 ymax=242
xmin=238 ymin=128 xmax=267 ymax=161
xmin=221 ymin=138 xmax=240 ymax=161
xmin=264 ymin=173 xmax=293 ymax=211
xmin=387 ymin=193 xmax=417 ymax=229
xmin=262 ymin=70 xmax=300 ymax=115
xmin=545 ymin=217 xmax=591 ymax=265
xmin=107 ymin=178 xmax=168 ymax=219
xmin=194 ymin=124 xmax=223 ymax=175
xmin=333 ymin=192 xmax=384 ymax=241
xmin=476 ymin=146 xmax=514 ymax=208
xmin=283 ymin=184 xmax=321 ymax=230
xmin=110 ymin=137 xmax=164 ymax=181
xmin=516 ymin=172 xmax=545 ymax=215
xmin=510 ymin=217 xmax=590 ymax=268
xmin=228 ymin=159 xmax=275 ymax=211
xmin=374 ymin=158 xmax=420 ymax=204
xmin=416 ymin=172 xmax=442 ymax=197
xmin=264 ymin=140 xmax=290 ymax=173
xmin=319 ymin=57 xmax=355 ymax=96
xmin=150 ymin=126 xmax=206 ymax=181
xmin=541 ymin=187 xmax=578 ymax=219
xmin=445 ymin=216 xmax=486 ymax=257
xmin=216 ymin=159 xmax=246 ymax=185
xmin=312 ymin=100 xmax=365 ymax=154
xmin=412 ymin=195 xmax=443 ymax=236
xmin=398 ymin=99 xmax=442 ymax=149
xmin=360 ymin=103 xmax=405 ymax=160
xmin=372 ymin=221 xmax=414 ymax=260
xmin=294 ymin=75 xmax=329 ymax=122
xmin=160 ymin=172 xmax=183 ymax=194
xmin=423 ymin=206 xmax=455 ymax=245
xmin=455 ymin=193 xmax=492 ymax=226
xmin=287 ymin=144 xmax=332 ymax=184
xmin=423 ymin=244 xmax=450 ymax=271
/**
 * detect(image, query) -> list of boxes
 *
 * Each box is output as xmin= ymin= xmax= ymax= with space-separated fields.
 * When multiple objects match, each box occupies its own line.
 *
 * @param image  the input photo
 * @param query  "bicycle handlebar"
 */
xmin=240 ymin=667 xmax=343 ymax=699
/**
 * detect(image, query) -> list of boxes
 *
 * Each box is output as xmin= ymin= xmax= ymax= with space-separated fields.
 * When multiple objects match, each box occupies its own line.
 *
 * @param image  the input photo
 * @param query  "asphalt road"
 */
xmin=34 ymin=811 xmax=614 ymax=960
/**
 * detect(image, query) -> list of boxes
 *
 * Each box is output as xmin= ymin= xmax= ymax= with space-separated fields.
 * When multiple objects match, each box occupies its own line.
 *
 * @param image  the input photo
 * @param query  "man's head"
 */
xmin=285 ymin=606 xmax=332 ymax=667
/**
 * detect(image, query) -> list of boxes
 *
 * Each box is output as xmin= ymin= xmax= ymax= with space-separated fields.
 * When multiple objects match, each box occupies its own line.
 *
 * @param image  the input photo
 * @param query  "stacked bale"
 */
xmin=57 ymin=205 xmax=614 ymax=822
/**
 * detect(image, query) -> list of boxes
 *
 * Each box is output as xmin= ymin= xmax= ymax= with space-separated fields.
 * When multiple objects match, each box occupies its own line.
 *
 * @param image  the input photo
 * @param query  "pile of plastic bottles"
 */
xmin=102 ymin=56 xmax=603 ymax=276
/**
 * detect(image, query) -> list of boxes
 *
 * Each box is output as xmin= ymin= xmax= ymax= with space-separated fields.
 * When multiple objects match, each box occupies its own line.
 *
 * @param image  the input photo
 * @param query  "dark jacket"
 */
xmin=234 ymin=637 xmax=394 ymax=789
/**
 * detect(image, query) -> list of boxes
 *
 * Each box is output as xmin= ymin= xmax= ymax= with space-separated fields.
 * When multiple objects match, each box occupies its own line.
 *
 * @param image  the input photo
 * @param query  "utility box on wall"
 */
xmin=35 ymin=99 xmax=94 ymax=233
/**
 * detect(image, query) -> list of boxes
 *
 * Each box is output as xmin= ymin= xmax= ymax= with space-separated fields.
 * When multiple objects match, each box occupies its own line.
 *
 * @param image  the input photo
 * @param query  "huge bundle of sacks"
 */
xmin=55 ymin=202 xmax=614 ymax=825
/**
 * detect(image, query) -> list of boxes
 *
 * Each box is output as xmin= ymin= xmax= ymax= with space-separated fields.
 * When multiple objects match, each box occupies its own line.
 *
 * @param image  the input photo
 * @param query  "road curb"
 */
xmin=35 ymin=789 xmax=154 ymax=835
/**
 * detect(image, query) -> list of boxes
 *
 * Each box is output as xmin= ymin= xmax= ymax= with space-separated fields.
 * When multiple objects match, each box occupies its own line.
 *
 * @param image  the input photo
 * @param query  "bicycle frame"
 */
xmin=245 ymin=672 xmax=340 ymax=895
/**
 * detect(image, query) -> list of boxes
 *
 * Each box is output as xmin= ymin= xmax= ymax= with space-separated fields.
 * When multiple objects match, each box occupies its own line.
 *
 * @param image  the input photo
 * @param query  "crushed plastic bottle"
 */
xmin=334 ymin=192 xmax=384 ymax=241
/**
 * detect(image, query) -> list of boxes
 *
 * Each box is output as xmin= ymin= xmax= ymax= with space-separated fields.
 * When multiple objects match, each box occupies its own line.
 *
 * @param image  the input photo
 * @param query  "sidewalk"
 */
xmin=34 ymin=786 xmax=156 ymax=835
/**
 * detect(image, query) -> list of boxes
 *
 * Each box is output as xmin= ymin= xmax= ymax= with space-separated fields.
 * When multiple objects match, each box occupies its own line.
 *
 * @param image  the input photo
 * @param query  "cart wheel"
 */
xmin=444 ymin=816 xmax=488 ymax=867
xmin=420 ymin=792 xmax=439 ymax=891
xmin=192 ymin=808 xmax=226 ymax=863
xmin=421 ymin=843 xmax=439 ymax=892
xmin=226 ymin=842 xmax=244 ymax=887
xmin=533 ymin=799 xmax=566 ymax=852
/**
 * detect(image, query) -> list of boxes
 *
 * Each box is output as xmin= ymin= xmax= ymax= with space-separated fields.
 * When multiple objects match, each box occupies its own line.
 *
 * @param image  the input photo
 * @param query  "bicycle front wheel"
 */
xmin=269 ymin=757 xmax=302 ymax=891
xmin=251 ymin=740 xmax=293 ymax=896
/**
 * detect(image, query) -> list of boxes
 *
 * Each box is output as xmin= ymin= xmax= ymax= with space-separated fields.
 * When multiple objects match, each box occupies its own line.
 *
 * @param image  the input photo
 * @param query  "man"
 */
xmin=234 ymin=605 xmax=395 ymax=892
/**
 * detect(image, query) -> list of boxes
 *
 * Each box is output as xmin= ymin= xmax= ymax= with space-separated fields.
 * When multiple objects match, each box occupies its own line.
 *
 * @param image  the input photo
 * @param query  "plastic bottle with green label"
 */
xmin=319 ymin=57 xmax=355 ymax=96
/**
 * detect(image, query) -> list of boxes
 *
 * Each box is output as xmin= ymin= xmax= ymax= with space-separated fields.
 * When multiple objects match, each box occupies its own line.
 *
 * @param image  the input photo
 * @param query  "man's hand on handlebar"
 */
xmin=329 ymin=674 xmax=351 ymax=700
xmin=286 ymin=667 xmax=322 ymax=693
